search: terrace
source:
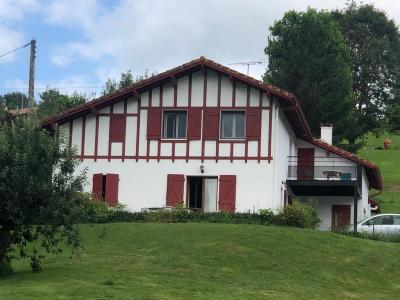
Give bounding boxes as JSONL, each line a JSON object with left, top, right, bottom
{"left": 286, "top": 156, "right": 361, "bottom": 197}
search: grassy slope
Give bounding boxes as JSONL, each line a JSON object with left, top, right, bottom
{"left": 358, "top": 132, "right": 400, "bottom": 212}
{"left": 2, "top": 223, "right": 400, "bottom": 300}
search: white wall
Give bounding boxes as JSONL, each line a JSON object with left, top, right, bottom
{"left": 78, "top": 159, "right": 275, "bottom": 213}
{"left": 272, "top": 104, "right": 297, "bottom": 210}
{"left": 361, "top": 167, "right": 370, "bottom": 221}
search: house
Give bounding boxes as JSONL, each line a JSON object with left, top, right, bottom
{"left": 42, "top": 57, "right": 383, "bottom": 231}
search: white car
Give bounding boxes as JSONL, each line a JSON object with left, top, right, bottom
{"left": 357, "top": 214, "right": 400, "bottom": 234}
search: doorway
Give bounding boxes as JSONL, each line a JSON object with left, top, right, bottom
{"left": 187, "top": 176, "right": 218, "bottom": 212}
{"left": 331, "top": 205, "right": 351, "bottom": 230}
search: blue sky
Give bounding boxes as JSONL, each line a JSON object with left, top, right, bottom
{"left": 1, "top": 0, "right": 399, "bottom": 102}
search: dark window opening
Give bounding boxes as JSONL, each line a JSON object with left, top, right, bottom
{"left": 101, "top": 175, "right": 106, "bottom": 199}
{"left": 163, "top": 111, "right": 187, "bottom": 139}
{"left": 220, "top": 111, "right": 245, "bottom": 139}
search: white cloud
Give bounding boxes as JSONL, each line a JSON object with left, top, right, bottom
{"left": 44, "top": 0, "right": 100, "bottom": 30}
{"left": 0, "top": 0, "right": 38, "bottom": 20}
{"left": 0, "top": 27, "right": 25, "bottom": 63}
{"left": 47, "top": 0, "right": 400, "bottom": 80}
{"left": 0, "top": 0, "right": 38, "bottom": 63}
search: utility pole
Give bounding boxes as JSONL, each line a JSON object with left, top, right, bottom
{"left": 28, "top": 39, "right": 36, "bottom": 108}
{"left": 228, "top": 61, "right": 262, "bottom": 76}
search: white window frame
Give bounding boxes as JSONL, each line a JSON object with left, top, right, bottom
{"left": 162, "top": 110, "right": 188, "bottom": 140}
{"left": 220, "top": 110, "right": 246, "bottom": 140}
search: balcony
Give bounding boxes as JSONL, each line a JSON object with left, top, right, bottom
{"left": 286, "top": 156, "right": 360, "bottom": 196}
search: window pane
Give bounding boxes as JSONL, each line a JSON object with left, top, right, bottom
{"left": 177, "top": 113, "right": 187, "bottom": 138}
{"left": 393, "top": 216, "right": 400, "bottom": 225}
{"left": 221, "top": 113, "right": 233, "bottom": 138}
{"left": 370, "top": 216, "right": 381, "bottom": 225}
{"left": 167, "top": 115, "right": 176, "bottom": 138}
{"left": 163, "top": 111, "right": 187, "bottom": 139}
{"left": 234, "top": 113, "right": 245, "bottom": 138}
{"left": 382, "top": 216, "right": 395, "bottom": 225}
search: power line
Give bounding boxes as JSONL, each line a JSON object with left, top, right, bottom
{"left": 0, "top": 42, "right": 31, "bottom": 59}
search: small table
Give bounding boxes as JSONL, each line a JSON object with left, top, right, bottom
{"left": 323, "top": 170, "right": 342, "bottom": 180}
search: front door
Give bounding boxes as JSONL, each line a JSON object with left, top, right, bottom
{"left": 297, "top": 148, "right": 315, "bottom": 180}
{"left": 187, "top": 177, "right": 218, "bottom": 212}
{"left": 331, "top": 205, "right": 351, "bottom": 230}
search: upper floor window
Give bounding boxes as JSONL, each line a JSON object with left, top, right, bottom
{"left": 220, "top": 111, "right": 245, "bottom": 139}
{"left": 163, "top": 111, "right": 187, "bottom": 139}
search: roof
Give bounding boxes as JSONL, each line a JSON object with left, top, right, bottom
{"left": 40, "top": 56, "right": 382, "bottom": 191}
{"left": 306, "top": 138, "right": 383, "bottom": 191}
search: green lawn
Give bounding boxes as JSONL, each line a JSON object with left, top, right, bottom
{"left": 358, "top": 132, "right": 400, "bottom": 212}
{"left": 2, "top": 223, "right": 400, "bottom": 299}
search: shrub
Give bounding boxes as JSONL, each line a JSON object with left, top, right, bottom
{"left": 276, "top": 199, "right": 320, "bottom": 229}
{"left": 78, "top": 195, "right": 317, "bottom": 229}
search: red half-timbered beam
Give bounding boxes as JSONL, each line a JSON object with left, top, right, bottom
{"left": 79, "top": 155, "right": 273, "bottom": 161}
{"left": 157, "top": 85, "right": 163, "bottom": 162}
{"left": 216, "top": 73, "right": 222, "bottom": 162}
{"left": 135, "top": 96, "right": 141, "bottom": 162}
{"left": 201, "top": 69, "right": 208, "bottom": 162}
{"left": 268, "top": 95, "right": 273, "bottom": 163}
{"left": 107, "top": 105, "right": 113, "bottom": 162}
{"left": 186, "top": 74, "right": 192, "bottom": 163}
{"left": 94, "top": 111, "right": 99, "bottom": 162}
{"left": 122, "top": 98, "right": 127, "bottom": 162}
{"left": 68, "top": 120, "right": 73, "bottom": 148}
{"left": 81, "top": 115, "right": 86, "bottom": 161}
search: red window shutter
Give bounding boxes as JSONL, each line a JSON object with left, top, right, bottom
{"left": 110, "top": 114, "right": 126, "bottom": 143}
{"left": 92, "top": 174, "right": 103, "bottom": 200}
{"left": 203, "top": 108, "right": 220, "bottom": 140}
{"left": 246, "top": 108, "right": 261, "bottom": 140}
{"left": 147, "top": 108, "right": 162, "bottom": 140}
{"left": 166, "top": 174, "right": 185, "bottom": 207}
{"left": 218, "top": 175, "right": 236, "bottom": 212}
{"left": 105, "top": 174, "right": 119, "bottom": 207}
{"left": 187, "top": 108, "right": 202, "bottom": 140}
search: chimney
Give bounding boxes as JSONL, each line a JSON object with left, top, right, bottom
{"left": 320, "top": 124, "right": 333, "bottom": 145}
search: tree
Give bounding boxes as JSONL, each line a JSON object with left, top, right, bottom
{"left": 0, "top": 115, "right": 87, "bottom": 276}
{"left": 38, "top": 89, "right": 86, "bottom": 119}
{"left": 102, "top": 70, "right": 152, "bottom": 95}
{"left": 0, "top": 92, "right": 33, "bottom": 110}
{"left": 332, "top": 2, "right": 400, "bottom": 141}
{"left": 264, "top": 9, "right": 355, "bottom": 148}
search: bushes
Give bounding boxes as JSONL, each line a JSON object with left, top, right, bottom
{"left": 276, "top": 199, "right": 320, "bottom": 229}
{"left": 79, "top": 195, "right": 320, "bottom": 229}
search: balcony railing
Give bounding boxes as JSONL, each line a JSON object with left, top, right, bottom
{"left": 287, "top": 156, "right": 357, "bottom": 181}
